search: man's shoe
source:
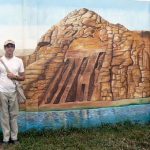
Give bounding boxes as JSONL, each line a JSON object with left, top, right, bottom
{"left": 10, "top": 139, "right": 20, "bottom": 145}
{"left": 2, "top": 141, "right": 9, "bottom": 146}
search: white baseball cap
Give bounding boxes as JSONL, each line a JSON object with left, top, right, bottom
{"left": 4, "top": 40, "right": 15, "bottom": 46}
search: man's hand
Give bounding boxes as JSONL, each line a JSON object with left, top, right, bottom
{"left": 7, "top": 72, "right": 25, "bottom": 81}
{"left": 7, "top": 72, "right": 16, "bottom": 79}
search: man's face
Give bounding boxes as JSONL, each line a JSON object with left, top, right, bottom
{"left": 4, "top": 44, "right": 15, "bottom": 56}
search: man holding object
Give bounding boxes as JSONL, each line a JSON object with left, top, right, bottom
{"left": 0, "top": 40, "right": 25, "bottom": 145}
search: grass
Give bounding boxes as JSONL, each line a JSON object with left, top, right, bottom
{"left": 0, "top": 122, "right": 150, "bottom": 150}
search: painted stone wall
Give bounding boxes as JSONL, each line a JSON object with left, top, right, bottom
{"left": 20, "top": 8, "right": 150, "bottom": 111}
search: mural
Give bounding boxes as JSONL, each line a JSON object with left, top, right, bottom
{"left": 20, "top": 8, "right": 150, "bottom": 111}
{"left": 0, "top": 0, "right": 150, "bottom": 131}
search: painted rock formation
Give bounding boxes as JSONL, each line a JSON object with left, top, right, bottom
{"left": 21, "top": 8, "right": 150, "bottom": 110}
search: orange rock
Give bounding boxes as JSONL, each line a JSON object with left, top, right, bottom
{"left": 18, "top": 8, "right": 149, "bottom": 109}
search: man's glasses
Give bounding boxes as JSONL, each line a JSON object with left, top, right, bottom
{"left": 5, "top": 45, "right": 15, "bottom": 48}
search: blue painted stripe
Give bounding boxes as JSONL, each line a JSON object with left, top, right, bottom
{"left": 0, "top": 104, "right": 150, "bottom": 132}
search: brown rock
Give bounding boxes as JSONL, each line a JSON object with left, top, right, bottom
{"left": 82, "top": 18, "right": 96, "bottom": 27}
{"left": 19, "top": 8, "right": 149, "bottom": 110}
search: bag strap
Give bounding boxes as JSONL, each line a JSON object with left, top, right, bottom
{"left": 0, "top": 58, "right": 17, "bottom": 85}
{"left": 0, "top": 58, "right": 10, "bottom": 73}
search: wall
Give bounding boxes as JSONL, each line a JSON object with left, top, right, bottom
{"left": 0, "top": 3, "right": 150, "bottom": 131}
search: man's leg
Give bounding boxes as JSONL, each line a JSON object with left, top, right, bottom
{"left": 9, "top": 92, "right": 19, "bottom": 141}
{"left": 0, "top": 92, "right": 11, "bottom": 142}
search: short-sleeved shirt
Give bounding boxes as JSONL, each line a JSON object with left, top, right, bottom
{"left": 0, "top": 55, "right": 25, "bottom": 93}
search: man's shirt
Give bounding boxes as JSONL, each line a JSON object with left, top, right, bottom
{"left": 0, "top": 55, "right": 25, "bottom": 93}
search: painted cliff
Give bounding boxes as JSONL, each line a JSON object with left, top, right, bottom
{"left": 20, "top": 8, "right": 150, "bottom": 111}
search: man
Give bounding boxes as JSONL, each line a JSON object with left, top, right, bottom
{"left": 0, "top": 40, "right": 25, "bottom": 145}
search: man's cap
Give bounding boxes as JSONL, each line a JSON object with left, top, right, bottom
{"left": 4, "top": 40, "right": 15, "bottom": 46}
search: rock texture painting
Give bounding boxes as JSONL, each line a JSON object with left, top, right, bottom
{"left": 21, "top": 8, "right": 150, "bottom": 110}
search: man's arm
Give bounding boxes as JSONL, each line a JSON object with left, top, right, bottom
{"left": 7, "top": 58, "right": 25, "bottom": 81}
{"left": 7, "top": 72, "right": 25, "bottom": 81}
{"left": 15, "top": 72, "right": 25, "bottom": 81}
